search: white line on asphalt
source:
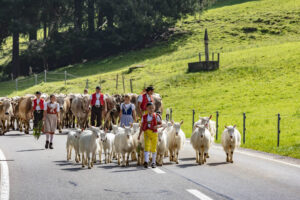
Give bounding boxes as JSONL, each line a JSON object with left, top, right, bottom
{"left": 0, "top": 149, "right": 9, "bottom": 200}
{"left": 213, "top": 146, "right": 300, "bottom": 169}
{"left": 152, "top": 167, "right": 166, "bottom": 174}
{"left": 187, "top": 189, "right": 214, "bottom": 200}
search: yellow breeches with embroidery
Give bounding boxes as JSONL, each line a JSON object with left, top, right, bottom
{"left": 144, "top": 129, "right": 158, "bottom": 153}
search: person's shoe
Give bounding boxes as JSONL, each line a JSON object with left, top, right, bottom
{"left": 144, "top": 162, "right": 148, "bottom": 168}
{"left": 151, "top": 163, "right": 156, "bottom": 168}
{"left": 45, "top": 141, "right": 49, "bottom": 149}
{"left": 49, "top": 143, "right": 53, "bottom": 149}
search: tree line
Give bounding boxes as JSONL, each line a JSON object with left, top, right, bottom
{"left": 0, "top": 0, "right": 212, "bottom": 80}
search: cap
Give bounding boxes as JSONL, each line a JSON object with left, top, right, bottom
{"left": 146, "top": 86, "right": 154, "bottom": 92}
{"left": 146, "top": 102, "right": 153, "bottom": 107}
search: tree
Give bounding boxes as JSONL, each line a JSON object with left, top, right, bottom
{"left": 74, "top": 0, "right": 83, "bottom": 31}
{"left": 87, "top": 0, "right": 95, "bottom": 34}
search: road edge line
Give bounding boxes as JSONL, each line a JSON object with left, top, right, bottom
{"left": 213, "top": 146, "right": 300, "bottom": 169}
{"left": 0, "top": 149, "right": 9, "bottom": 200}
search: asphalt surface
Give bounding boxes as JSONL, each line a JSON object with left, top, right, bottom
{"left": 0, "top": 130, "right": 300, "bottom": 200}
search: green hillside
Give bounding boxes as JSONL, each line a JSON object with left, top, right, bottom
{"left": 0, "top": 0, "right": 300, "bottom": 158}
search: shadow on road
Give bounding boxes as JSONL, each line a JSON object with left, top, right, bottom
{"left": 207, "top": 162, "right": 229, "bottom": 166}
{"left": 16, "top": 148, "right": 45, "bottom": 152}
{"left": 176, "top": 163, "right": 197, "bottom": 168}
{"left": 179, "top": 157, "right": 195, "bottom": 161}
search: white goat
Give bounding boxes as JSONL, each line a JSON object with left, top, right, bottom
{"left": 191, "top": 125, "right": 212, "bottom": 165}
{"left": 114, "top": 126, "right": 135, "bottom": 166}
{"left": 100, "top": 131, "right": 115, "bottom": 164}
{"left": 79, "top": 126, "right": 100, "bottom": 169}
{"left": 194, "top": 115, "right": 216, "bottom": 143}
{"left": 156, "top": 127, "right": 168, "bottom": 166}
{"left": 131, "top": 123, "right": 140, "bottom": 161}
{"left": 167, "top": 120, "right": 185, "bottom": 164}
{"left": 66, "top": 129, "right": 81, "bottom": 163}
{"left": 221, "top": 125, "right": 241, "bottom": 163}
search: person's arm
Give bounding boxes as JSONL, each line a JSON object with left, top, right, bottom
{"left": 56, "top": 104, "right": 60, "bottom": 122}
{"left": 133, "top": 110, "right": 137, "bottom": 122}
{"left": 138, "top": 117, "right": 143, "bottom": 140}
{"left": 87, "top": 96, "right": 92, "bottom": 111}
{"left": 43, "top": 103, "right": 47, "bottom": 121}
{"left": 119, "top": 108, "right": 122, "bottom": 124}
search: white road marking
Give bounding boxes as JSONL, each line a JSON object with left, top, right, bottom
{"left": 152, "top": 167, "right": 166, "bottom": 174}
{"left": 0, "top": 149, "right": 10, "bottom": 200}
{"left": 187, "top": 189, "right": 214, "bottom": 200}
{"left": 213, "top": 146, "right": 300, "bottom": 169}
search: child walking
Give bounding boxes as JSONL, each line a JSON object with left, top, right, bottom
{"left": 43, "top": 94, "right": 60, "bottom": 149}
{"left": 119, "top": 94, "right": 136, "bottom": 126}
{"left": 138, "top": 102, "right": 162, "bottom": 168}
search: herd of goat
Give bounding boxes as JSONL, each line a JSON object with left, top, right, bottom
{"left": 0, "top": 93, "right": 241, "bottom": 168}
{"left": 66, "top": 116, "right": 241, "bottom": 169}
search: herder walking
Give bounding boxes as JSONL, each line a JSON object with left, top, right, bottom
{"left": 32, "top": 91, "right": 44, "bottom": 131}
{"left": 119, "top": 94, "right": 136, "bottom": 126}
{"left": 138, "top": 86, "right": 155, "bottom": 117}
{"left": 43, "top": 94, "right": 60, "bottom": 149}
{"left": 138, "top": 102, "right": 162, "bottom": 168}
{"left": 89, "top": 86, "right": 107, "bottom": 127}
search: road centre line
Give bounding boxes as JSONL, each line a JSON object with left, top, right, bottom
{"left": 186, "top": 189, "right": 214, "bottom": 200}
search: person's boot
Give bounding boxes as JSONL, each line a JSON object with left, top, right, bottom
{"left": 45, "top": 141, "right": 49, "bottom": 149}
{"left": 49, "top": 143, "right": 53, "bottom": 149}
{"left": 144, "top": 162, "right": 148, "bottom": 168}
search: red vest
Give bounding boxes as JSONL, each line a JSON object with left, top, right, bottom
{"left": 140, "top": 93, "right": 154, "bottom": 111}
{"left": 142, "top": 113, "right": 158, "bottom": 132}
{"left": 33, "top": 98, "right": 44, "bottom": 110}
{"left": 47, "top": 103, "right": 58, "bottom": 114}
{"left": 91, "top": 93, "right": 104, "bottom": 106}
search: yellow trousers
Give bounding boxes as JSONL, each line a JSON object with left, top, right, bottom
{"left": 144, "top": 129, "right": 158, "bottom": 153}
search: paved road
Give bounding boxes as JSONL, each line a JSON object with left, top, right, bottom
{"left": 0, "top": 130, "right": 300, "bottom": 200}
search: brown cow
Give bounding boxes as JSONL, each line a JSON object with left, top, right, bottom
{"left": 56, "top": 94, "right": 66, "bottom": 133}
{"left": 71, "top": 94, "right": 89, "bottom": 129}
{"left": 17, "top": 97, "right": 33, "bottom": 134}
{"left": 0, "top": 98, "right": 13, "bottom": 135}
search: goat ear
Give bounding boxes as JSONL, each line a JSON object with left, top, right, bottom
{"left": 224, "top": 125, "right": 227, "bottom": 129}
{"left": 130, "top": 123, "right": 133, "bottom": 128}
{"left": 180, "top": 120, "right": 184, "bottom": 125}
{"left": 233, "top": 124, "right": 237, "bottom": 128}
{"left": 171, "top": 120, "right": 174, "bottom": 125}
{"left": 122, "top": 124, "right": 125, "bottom": 128}
{"left": 209, "top": 115, "right": 212, "bottom": 120}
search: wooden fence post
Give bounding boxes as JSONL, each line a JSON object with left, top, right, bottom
{"left": 44, "top": 70, "right": 47, "bottom": 82}
{"left": 35, "top": 74, "right": 37, "bottom": 85}
{"left": 130, "top": 79, "right": 133, "bottom": 93}
{"left": 122, "top": 74, "right": 125, "bottom": 93}
{"left": 170, "top": 108, "right": 173, "bottom": 121}
{"left": 64, "top": 71, "right": 67, "bottom": 85}
{"left": 16, "top": 78, "right": 18, "bottom": 91}
{"left": 86, "top": 79, "right": 89, "bottom": 89}
{"left": 199, "top": 53, "right": 201, "bottom": 62}
{"left": 116, "top": 74, "right": 118, "bottom": 90}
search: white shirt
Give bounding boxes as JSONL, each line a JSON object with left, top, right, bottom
{"left": 141, "top": 113, "right": 161, "bottom": 128}
{"left": 32, "top": 99, "right": 41, "bottom": 111}
{"left": 44, "top": 102, "right": 60, "bottom": 113}
{"left": 138, "top": 94, "right": 151, "bottom": 103}
{"left": 90, "top": 93, "right": 107, "bottom": 106}
{"left": 121, "top": 103, "right": 135, "bottom": 111}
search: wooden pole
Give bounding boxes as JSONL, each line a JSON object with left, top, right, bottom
{"left": 130, "top": 79, "right": 133, "bottom": 93}
{"left": 199, "top": 53, "right": 201, "bottom": 62}
{"left": 122, "top": 74, "right": 125, "bottom": 93}
{"left": 116, "top": 74, "right": 118, "bottom": 90}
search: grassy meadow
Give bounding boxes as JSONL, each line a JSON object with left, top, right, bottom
{"left": 0, "top": 0, "right": 300, "bottom": 158}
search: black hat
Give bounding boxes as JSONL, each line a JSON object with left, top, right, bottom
{"left": 35, "top": 91, "right": 41, "bottom": 95}
{"left": 96, "top": 86, "right": 101, "bottom": 90}
{"left": 146, "top": 102, "right": 153, "bottom": 107}
{"left": 146, "top": 86, "right": 154, "bottom": 92}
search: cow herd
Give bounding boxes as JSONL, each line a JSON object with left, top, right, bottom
{"left": 0, "top": 93, "right": 163, "bottom": 135}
